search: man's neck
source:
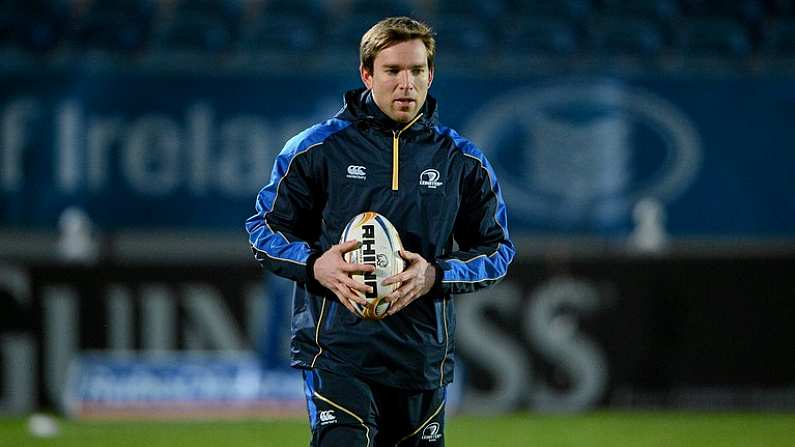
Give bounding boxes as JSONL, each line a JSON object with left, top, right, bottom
{"left": 364, "top": 91, "right": 423, "bottom": 129}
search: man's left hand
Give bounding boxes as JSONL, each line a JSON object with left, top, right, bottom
{"left": 383, "top": 250, "right": 436, "bottom": 316}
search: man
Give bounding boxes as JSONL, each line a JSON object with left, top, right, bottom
{"left": 245, "top": 16, "right": 514, "bottom": 446}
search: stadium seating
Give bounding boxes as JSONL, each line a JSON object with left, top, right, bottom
{"left": 9, "top": 15, "right": 63, "bottom": 52}
{"left": 0, "top": 0, "right": 70, "bottom": 16}
{"left": 239, "top": 13, "right": 319, "bottom": 52}
{"left": 681, "top": 0, "right": 766, "bottom": 24}
{"left": 760, "top": 18, "right": 795, "bottom": 55}
{"left": 672, "top": 17, "right": 753, "bottom": 57}
{"left": 261, "top": 0, "right": 325, "bottom": 19}
{"left": 498, "top": 16, "right": 579, "bottom": 55}
{"left": 0, "top": 13, "right": 11, "bottom": 45}
{"left": 0, "top": 0, "right": 68, "bottom": 52}
{"left": 599, "top": 0, "right": 680, "bottom": 22}
{"left": 68, "top": 1, "right": 155, "bottom": 53}
{"left": 81, "top": 0, "right": 156, "bottom": 17}
{"left": 70, "top": 12, "right": 150, "bottom": 52}
{"left": 432, "top": 15, "right": 492, "bottom": 52}
{"left": 171, "top": 0, "right": 243, "bottom": 20}
{"left": 506, "top": 0, "right": 592, "bottom": 21}
{"left": 587, "top": 15, "right": 665, "bottom": 57}
{"left": 766, "top": 0, "right": 795, "bottom": 16}
{"left": 152, "top": 13, "right": 234, "bottom": 53}
{"left": 0, "top": 0, "right": 792, "bottom": 70}
{"left": 344, "top": 0, "right": 416, "bottom": 18}
{"left": 323, "top": 13, "right": 383, "bottom": 50}
{"left": 434, "top": 0, "right": 506, "bottom": 19}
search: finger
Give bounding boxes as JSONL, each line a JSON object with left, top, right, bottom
{"left": 388, "top": 279, "right": 424, "bottom": 310}
{"left": 382, "top": 271, "right": 409, "bottom": 286}
{"left": 387, "top": 292, "right": 412, "bottom": 315}
{"left": 399, "top": 250, "right": 420, "bottom": 261}
{"left": 385, "top": 284, "right": 410, "bottom": 305}
{"left": 338, "top": 281, "right": 367, "bottom": 305}
{"left": 345, "top": 281, "right": 373, "bottom": 306}
{"left": 340, "top": 276, "right": 373, "bottom": 304}
{"left": 338, "top": 282, "right": 367, "bottom": 306}
{"left": 337, "top": 240, "right": 362, "bottom": 254}
{"left": 336, "top": 294, "right": 358, "bottom": 315}
{"left": 387, "top": 302, "right": 404, "bottom": 315}
{"left": 341, "top": 262, "right": 376, "bottom": 273}
{"left": 339, "top": 276, "right": 373, "bottom": 293}
{"left": 384, "top": 288, "right": 399, "bottom": 304}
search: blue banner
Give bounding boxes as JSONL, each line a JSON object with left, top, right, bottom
{"left": 63, "top": 352, "right": 306, "bottom": 419}
{"left": 2, "top": 71, "right": 794, "bottom": 237}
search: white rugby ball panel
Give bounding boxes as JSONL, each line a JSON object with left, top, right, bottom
{"left": 340, "top": 211, "right": 405, "bottom": 319}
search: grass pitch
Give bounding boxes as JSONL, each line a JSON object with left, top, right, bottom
{"left": 1, "top": 411, "right": 794, "bottom": 447}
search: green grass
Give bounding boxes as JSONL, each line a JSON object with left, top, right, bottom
{"left": 1, "top": 412, "right": 794, "bottom": 447}
{"left": 449, "top": 412, "right": 795, "bottom": 447}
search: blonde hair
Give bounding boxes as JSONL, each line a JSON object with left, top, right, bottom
{"left": 360, "top": 17, "right": 436, "bottom": 74}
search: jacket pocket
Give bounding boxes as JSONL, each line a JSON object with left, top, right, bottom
{"left": 323, "top": 301, "right": 338, "bottom": 330}
{"left": 434, "top": 299, "right": 445, "bottom": 344}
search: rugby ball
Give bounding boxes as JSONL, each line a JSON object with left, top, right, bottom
{"left": 340, "top": 211, "right": 405, "bottom": 320}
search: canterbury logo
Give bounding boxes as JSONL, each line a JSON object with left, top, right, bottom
{"left": 319, "top": 410, "right": 337, "bottom": 424}
{"left": 419, "top": 169, "right": 443, "bottom": 189}
{"left": 347, "top": 165, "right": 366, "bottom": 179}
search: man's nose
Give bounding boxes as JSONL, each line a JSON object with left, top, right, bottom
{"left": 398, "top": 70, "right": 413, "bottom": 90}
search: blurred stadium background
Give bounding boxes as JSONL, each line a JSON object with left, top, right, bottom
{"left": 1, "top": 0, "right": 795, "bottom": 445}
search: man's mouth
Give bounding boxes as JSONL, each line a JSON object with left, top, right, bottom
{"left": 394, "top": 98, "right": 415, "bottom": 105}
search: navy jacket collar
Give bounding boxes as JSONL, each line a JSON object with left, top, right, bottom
{"left": 337, "top": 87, "right": 438, "bottom": 132}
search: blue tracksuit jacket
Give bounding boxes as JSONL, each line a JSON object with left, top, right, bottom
{"left": 245, "top": 88, "right": 514, "bottom": 390}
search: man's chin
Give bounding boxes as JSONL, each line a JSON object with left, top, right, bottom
{"left": 392, "top": 110, "right": 415, "bottom": 123}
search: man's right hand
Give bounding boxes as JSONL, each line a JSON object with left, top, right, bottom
{"left": 313, "top": 240, "right": 375, "bottom": 315}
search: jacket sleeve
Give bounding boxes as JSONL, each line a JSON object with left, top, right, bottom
{"left": 435, "top": 150, "right": 515, "bottom": 295}
{"left": 244, "top": 138, "right": 325, "bottom": 284}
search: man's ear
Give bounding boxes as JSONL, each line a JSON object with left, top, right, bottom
{"left": 360, "top": 64, "right": 373, "bottom": 89}
{"left": 428, "top": 66, "right": 434, "bottom": 88}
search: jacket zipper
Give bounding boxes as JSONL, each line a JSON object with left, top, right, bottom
{"left": 391, "top": 113, "right": 424, "bottom": 191}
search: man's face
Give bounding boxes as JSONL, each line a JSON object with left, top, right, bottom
{"left": 360, "top": 39, "right": 434, "bottom": 124}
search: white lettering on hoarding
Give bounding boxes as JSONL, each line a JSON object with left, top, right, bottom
{"left": 0, "top": 98, "right": 292, "bottom": 197}
{"left": 55, "top": 101, "right": 82, "bottom": 193}
{"left": 124, "top": 116, "right": 181, "bottom": 195}
{"left": 1, "top": 98, "right": 38, "bottom": 192}
{"left": 457, "top": 279, "right": 608, "bottom": 413}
